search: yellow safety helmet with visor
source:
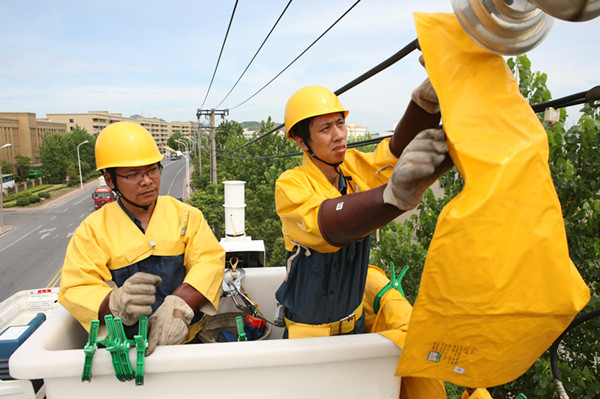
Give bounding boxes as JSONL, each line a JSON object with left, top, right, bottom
{"left": 95, "top": 122, "right": 163, "bottom": 171}
{"left": 284, "top": 86, "right": 349, "bottom": 139}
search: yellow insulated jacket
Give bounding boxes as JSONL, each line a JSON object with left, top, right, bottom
{"left": 274, "top": 139, "right": 398, "bottom": 328}
{"left": 59, "top": 196, "right": 225, "bottom": 333}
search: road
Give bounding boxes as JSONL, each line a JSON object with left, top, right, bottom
{"left": 0, "top": 157, "right": 189, "bottom": 302}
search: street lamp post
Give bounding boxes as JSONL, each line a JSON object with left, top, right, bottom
{"left": 77, "top": 140, "right": 89, "bottom": 191}
{"left": 1, "top": 143, "right": 13, "bottom": 229}
{"left": 176, "top": 140, "right": 190, "bottom": 199}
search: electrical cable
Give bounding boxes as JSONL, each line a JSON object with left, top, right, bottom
{"left": 217, "top": 135, "right": 385, "bottom": 161}
{"left": 226, "top": 0, "right": 362, "bottom": 112}
{"left": 199, "top": 0, "right": 239, "bottom": 110}
{"left": 219, "top": 38, "right": 419, "bottom": 156}
{"left": 214, "top": 0, "right": 293, "bottom": 109}
{"left": 531, "top": 86, "right": 600, "bottom": 113}
{"left": 218, "top": 85, "right": 599, "bottom": 161}
{"left": 549, "top": 309, "right": 600, "bottom": 399}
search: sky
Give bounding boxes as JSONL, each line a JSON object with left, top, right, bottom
{"left": 1, "top": 0, "right": 599, "bottom": 134}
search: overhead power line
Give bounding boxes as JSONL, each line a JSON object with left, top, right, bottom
{"left": 221, "top": 85, "right": 599, "bottom": 161}
{"left": 226, "top": 0, "right": 362, "bottom": 112}
{"left": 219, "top": 38, "right": 419, "bottom": 156}
{"left": 199, "top": 0, "right": 239, "bottom": 110}
{"left": 214, "top": 0, "right": 293, "bottom": 109}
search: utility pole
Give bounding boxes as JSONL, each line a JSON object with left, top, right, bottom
{"left": 196, "top": 109, "right": 228, "bottom": 184}
{"left": 196, "top": 124, "right": 202, "bottom": 177}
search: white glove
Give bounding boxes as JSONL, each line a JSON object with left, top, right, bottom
{"left": 108, "top": 272, "right": 162, "bottom": 326}
{"left": 146, "top": 295, "right": 194, "bottom": 356}
{"left": 411, "top": 55, "right": 440, "bottom": 114}
{"left": 383, "top": 128, "right": 450, "bottom": 211}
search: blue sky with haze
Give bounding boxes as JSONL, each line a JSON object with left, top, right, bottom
{"left": 1, "top": 0, "right": 598, "bottom": 133}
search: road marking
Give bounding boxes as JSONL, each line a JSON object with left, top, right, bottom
{"left": 47, "top": 268, "right": 62, "bottom": 288}
{"left": 0, "top": 224, "right": 43, "bottom": 253}
{"left": 50, "top": 215, "right": 57, "bottom": 220}
{"left": 39, "top": 227, "right": 57, "bottom": 240}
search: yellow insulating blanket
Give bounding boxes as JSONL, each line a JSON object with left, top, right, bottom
{"left": 363, "top": 266, "right": 446, "bottom": 399}
{"left": 393, "top": 13, "right": 590, "bottom": 388}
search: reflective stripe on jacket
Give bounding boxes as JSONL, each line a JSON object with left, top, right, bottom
{"left": 58, "top": 195, "right": 225, "bottom": 333}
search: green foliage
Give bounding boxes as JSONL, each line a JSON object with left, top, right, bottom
{"left": 38, "top": 191, "right": 50, "bottom": 199}
{"left": 14, "top": 154, "right": 32, "bottom": 181}
{"left": 189, "top": 117, "right": 299, "bottom": 267}
{"left": 16, "top": 197, "right": 31, "bottom": 206}
{"left": 1, "top": 160, "right": 14, "bottom": 175}
{"left": 370, "top": 218, "right": 427, "bottom": 304}
{"left": 39, "top": 126, "right": 95, "bottom": 183}
{"left": 188, "top": 183, "right": 224, "bottom": 239}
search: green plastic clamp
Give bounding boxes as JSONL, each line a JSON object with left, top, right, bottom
{"left": 515, "top": 394, "right": 527, "bottom": 399}
{"left": 103, "top": 315, "right": 129, "bottom": 381}
{"left": 236, "top": 315, "right": 247, "bottom": 342}
{"left": 82, "top": 319, "right": 100, "bottom": 382}
{"left": 134, "top": 316, "right": 148, "bottom": 386}
{"left": 373, "top": 262, "right": 409, "bottom": 315}
{"left": 113, "top": 317, "right": 135, "bottom": 381}
{"left": 82, "top": 315, "right": 148, "bottom": 385}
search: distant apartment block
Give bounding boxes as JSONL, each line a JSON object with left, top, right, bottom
{"left": 0, "top": 111, "right": 200, "bottom": 166}
{"left": 0, "top": 112, "right": 66, "bottom": 165}
{"left": 46, "top": 111, "right": 200, "bottom": 152}
{"left": 346, "top": 122, "right": 368, "bottom": 138}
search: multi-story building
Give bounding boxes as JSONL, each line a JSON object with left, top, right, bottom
{"left": 46, "top": 111, "right": 199, "bottom": 152}
{"left": 1, "top": 110, "right": 200, "bottom": 167}
{"left": 0, "top": 112, "right": 66, "bottom": 165}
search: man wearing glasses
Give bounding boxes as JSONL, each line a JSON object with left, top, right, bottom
{"left": 59, "top": 122, "right": 225, "bottom": 355}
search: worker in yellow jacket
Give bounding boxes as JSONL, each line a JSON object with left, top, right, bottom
{"left": 59, "top": 122, "right": 225, "bottom": 355}
{"left": 275, "top": 76, "right": 451, "bottom": 338}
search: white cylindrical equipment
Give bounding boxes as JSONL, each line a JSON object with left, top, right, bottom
{"left": 223, "top": 181, "right": 246, "bottom": 239}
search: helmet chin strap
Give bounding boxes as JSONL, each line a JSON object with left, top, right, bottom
{"left": 119, "top": 193, "right": 153, "bottom": 211}
{"left": 304, "top": 141, "right": 343, "bottom": 172}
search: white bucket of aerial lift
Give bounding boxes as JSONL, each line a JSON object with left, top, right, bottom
{"left": 8, "top": 267, "right": 403, "bottom": 399}
{"left": 223, "top": 180, "right": 246, "bottom": 239}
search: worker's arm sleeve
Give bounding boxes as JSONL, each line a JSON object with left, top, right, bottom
{"left": 58, "top": 222, "right": 113, "bottom": 332}
{"left": 276, "top": 140, "right": 397, "bottom": 253}
{"left": 181, "top": 209, "right": 225, "bottom": 316}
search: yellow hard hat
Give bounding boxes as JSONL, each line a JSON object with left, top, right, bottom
{"left": 284, "top": 85, "right": 349, "bottom": 139}
{"left": 95, "top": 122, "right": 163, "bottom": 170}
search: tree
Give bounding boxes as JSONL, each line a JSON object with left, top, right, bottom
{"left": 39, "top": 126, "right": 95, "bottom": 184}
{"left": 14, "top": 155, "right": 32, "bottom": 181}
{"left": 167, "top": 131, "right": 183, "bottom": 152}
{"left": 188, "top": 117, "right": 299, "bottom": 267}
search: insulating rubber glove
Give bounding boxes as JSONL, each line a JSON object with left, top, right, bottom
{"left": 383, "top": 128, "right": 451, "bottom": 211}
{"left": 411, "top": 55, "right": 440, "bottom": 114}
{"left": 146, "top": 295, "right": 194, "bottom": 356}
{"left": 107, "top": 272, "right": 162, "bottom": 326}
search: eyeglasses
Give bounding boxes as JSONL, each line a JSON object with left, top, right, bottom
{"left": 114, "top": 165, "right": 162, "bottom": 184}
